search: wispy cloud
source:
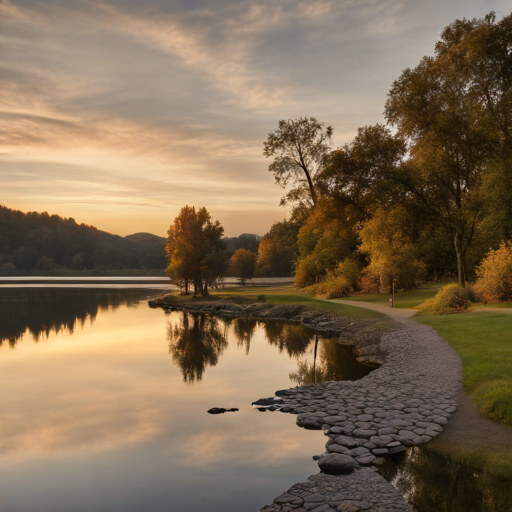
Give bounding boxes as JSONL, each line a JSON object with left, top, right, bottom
{"left": 0, "top": 0, "right": 507, "bottom": 235}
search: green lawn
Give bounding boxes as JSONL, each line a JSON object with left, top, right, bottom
{"left": 417, "top": 312, "right": 512, "bottom": 426}
{"left": 338, "top": 281, "right": 446, "bottom": 309}
{"left": 164, "top": 285, "right": 386, "bottom": 320}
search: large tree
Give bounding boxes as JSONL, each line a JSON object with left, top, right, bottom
{"left": 263, "top": 117, "right": 333, "bottom": 206}
{"left": 385, "top": 13, "right": 506, "bottom": 285}
{"left": 318, "top": 124, "right": 406, "bottom": 223}
{"left": 165, "top": 206, "right": 226, "bottom": 296}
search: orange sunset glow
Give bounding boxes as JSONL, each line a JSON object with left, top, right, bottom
{"left": 2, "top": 0, "right": 509, "bottom": 236}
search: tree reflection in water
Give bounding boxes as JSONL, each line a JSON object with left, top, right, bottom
{"left": 378, "top": 446, "right": 512, "bottom": 512}
{"left": 0, "top": 288, "right": 149, "bottom": 348}
{"left": 264, "top": 322, "right": 313, "bottom": 357}
{"left": 167, "top": 313, "right": 228, "bottom": 383}
{"left": 289, "top": 337, "right": 372, "bottom": 385}
{"left": 166, "top": 314, "right": 374, "bottom": 385}
{"left": 232, "top": 318, "right": 257, "bottom": 355}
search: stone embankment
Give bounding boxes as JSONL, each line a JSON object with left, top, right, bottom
{"left": 149, "top": 298, "right": 462, "bottom": 512}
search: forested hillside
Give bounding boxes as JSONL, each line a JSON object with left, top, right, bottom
{"left": 0, "top": 206, "right": 167, "bottom": 271}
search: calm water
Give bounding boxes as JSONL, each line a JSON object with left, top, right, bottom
{"left": 378, "top": 446, "right": 512, "bottom": 512}
{"left": 0, "top": 288, "right": 369, "bottom": 512}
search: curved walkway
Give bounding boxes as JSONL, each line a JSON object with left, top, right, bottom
{"left": 260, "top": 302, "right": 462, "bottom": 512}
{"left": 327, "top": 299, "right": 417, "bottom": 320}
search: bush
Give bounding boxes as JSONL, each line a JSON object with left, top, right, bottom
{"left": 317, "top": 274, "right": 352, "bottom": 299}
{"left": 302, "top": 273, "right": 352, "bottom": 299}
{"left": 474, "top": 379, "right": 512, "bottom": 426}
{"left": 257, "top": 294, "right": 266, "bottom": 301}
{"left": 475, "top": 241, "right": 512, "bottom": 302}
{"left": 294, "top": 254, "right": 323, "bottom": 288}
{"left": 418, "top": 283, "right": 474, "bottom": 315}
{"left": 358, "top": 267, "right": 380, "bottom": 294}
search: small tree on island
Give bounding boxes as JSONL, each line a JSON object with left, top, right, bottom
{"left": 229, "top": 248, "right": 257, "bottom": 285}
{"left": 166, "top": 206, "right": 226, "bottom": 296}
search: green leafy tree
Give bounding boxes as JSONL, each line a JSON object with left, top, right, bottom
{"left": 318, "top": 124, "right": 406, "bottom": 222}
{"left": 228, "top": 248, "right": 257, "bottom": 285}
{"left": 256, "top": 219, "right": 302, "bottom": 277}
{"left": 385, "top": 15, "right": 502, "bottom": 285}
{"left": 294, "top": 199, "right": 358, "bottom": 287}
{"left": 263, "top": 117, "right": 333, "bottom": 206}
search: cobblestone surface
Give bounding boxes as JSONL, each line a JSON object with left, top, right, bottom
{"left": 149, "top": 299, "right": 462, "bottom": 511}
{"left": 260, "top": 469, "right": 411, "bottom": 512}
{"left": 258, "top": 320, "right": 462, "bottom": 512}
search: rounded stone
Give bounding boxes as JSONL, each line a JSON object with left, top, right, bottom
{"left": 317, "top": 454, "right": 356, "bottom": 475}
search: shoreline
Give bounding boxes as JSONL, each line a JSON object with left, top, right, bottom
{"left": 150, "top": 297, "right": 462, "bottom": 512}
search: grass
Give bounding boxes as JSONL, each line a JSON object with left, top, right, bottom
{"left": 337, "top": 281, "right": 446, "bottom": 309}
{"left": 417, "top": 312, "right": 512, "bottom": 426}
{"left": 163, "top": 284, "right": 386, "bottom": 320}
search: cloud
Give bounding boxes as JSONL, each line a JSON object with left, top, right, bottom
{"left": 0, "top": 0, "right": 508, "bottom": 235}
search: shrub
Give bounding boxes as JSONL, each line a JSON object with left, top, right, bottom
{"left": 475, "top": 241, "right": 512, "bottom": 302}
{"left": 257, "top": 294, "right": 266, "bottom": 301}
{"left": 358, "top": 267, "right": 380, "bottom": 294}
{"left": 294, "top": 254, "right": 323, "bottom": 288}
{"left": 335, "top": 257, "right": 361, "bottom": 289}
{"left": 301, "top": 257, "right": 360, "bottom": 299}
{"left": 316, "top": 274, "right": 352, "bottom": 299}
{"left": 418, "top": 283, "right": 474, "bottom": 315}
{"left": 474, "top": 379, "right": 512, "bottom": 426}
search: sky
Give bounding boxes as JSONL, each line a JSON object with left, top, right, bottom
{"left": 0, "top": 0, "right": 510, "bottom": 237}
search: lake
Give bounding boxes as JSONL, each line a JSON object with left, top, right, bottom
{"left": 3, "top": 287, "right": 510, "bottom": 511}
{"left": 0, "top": 287, "right": 369, "bottom": 512}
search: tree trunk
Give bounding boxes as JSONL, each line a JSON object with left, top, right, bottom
{"left": 453, "top": 232, "right": 466, "bottom": 286}
{"left": 304, "top": 170, "right": 318, "bottom": 205}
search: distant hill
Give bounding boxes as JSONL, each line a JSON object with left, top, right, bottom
{"left": 0, "top": 205, "right": 167, "bottom": 271}
{"left": 126, "top": 232, "right": 167, "bottom": 245}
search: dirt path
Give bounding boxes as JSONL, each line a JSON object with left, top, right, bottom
{"left": 328, "top": 298, "right": 512, "bottom": 448}
{"left": 326, "top": 299, "right": 418, "bottom": 319}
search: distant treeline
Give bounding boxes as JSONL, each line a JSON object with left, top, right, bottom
{"left": 0, "top": 205, "right": 167, "bottom": 271}
{"left": 0, "top": 206, "right": 265, "bottom": 273}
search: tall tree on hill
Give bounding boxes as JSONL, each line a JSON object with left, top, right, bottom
{"left": 263, "top": 117, "right": 333, "bottom": 207}
{"left": 165, "top": 206, "right": 226, "bottom": 296}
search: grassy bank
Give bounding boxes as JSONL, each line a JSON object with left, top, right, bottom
{"left": 337, "top": 282, "right": 446, "bottom": 309}
{"left": 417, "top": 312, "right": 512, "bottom": 426}
{"left": 164, "top": 285, "right": 386, "bottom": 321}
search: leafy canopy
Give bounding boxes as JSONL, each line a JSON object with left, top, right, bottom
{"left": 263, "top": 117, "right": 333, "bottom": 206}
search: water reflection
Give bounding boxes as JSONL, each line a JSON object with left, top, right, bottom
{"left": 165, "top": 313, "right": 372, "bottom": 385}
{"left": 0, "top": 288, "right": 154, "bottom": 348}
{"left": 167, "top": 313, "right": 228, "bottom": 383}
{"left": 0, "top": 291, "right": 332, "bottom": 512}
{"left": 265, "top": 322, "right": 313, "bottom": 357}
{"left": 290, "top": 338, "right": 373, "bottom": 385}
{"left": 232, "top": 317, "right": 258, "bottom": 355}
{"left": 379, "top": 447, "right": 512, "bottom": 512}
